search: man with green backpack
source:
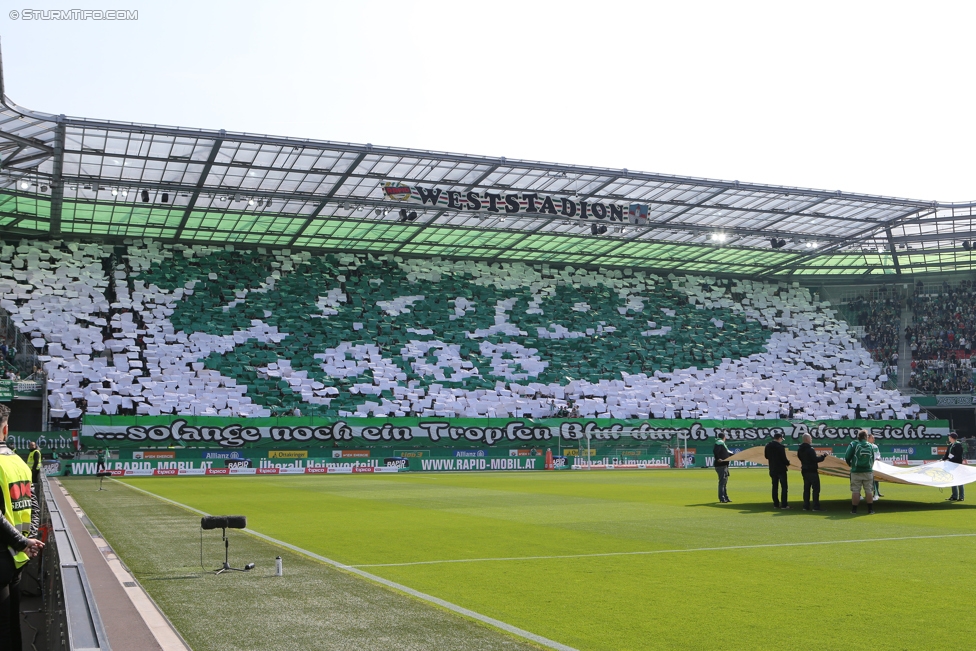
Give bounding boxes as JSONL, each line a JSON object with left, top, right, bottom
{"left": 845, "top": 429, "right": 876, "bottom": 515}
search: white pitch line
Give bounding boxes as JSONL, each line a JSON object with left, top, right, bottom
{"left": 351, "top": 533, "right": 976, "bottom": 568}
{"left": 115, "top": 480, "right": 579, "bottom": 651}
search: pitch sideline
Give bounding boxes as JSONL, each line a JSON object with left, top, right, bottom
{"left": 115, "top": 480, "right": 579, "bottom": 651}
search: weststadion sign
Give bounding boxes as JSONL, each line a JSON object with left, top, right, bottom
{"left": 383, "top": 183, "right": 651, "bottom": 224}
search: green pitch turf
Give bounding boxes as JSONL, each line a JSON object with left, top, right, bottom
{"left": 66, "top": 470, "right": 976, "bottom": 651}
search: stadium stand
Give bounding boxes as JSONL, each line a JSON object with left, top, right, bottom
{"left": 0, "top": 241, "right": 111, "bottom": 427}
{"left": 836, "top": 289, "right": 900, "bottom": 385}
{"left": 5, "top": 238, "right": 915, "bottom": 422}
{"left": 906, "top": 279, "right": 976, "bottom": 393}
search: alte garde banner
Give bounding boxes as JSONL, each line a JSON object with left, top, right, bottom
{"left": 81, "top": 416, "right": 950, "bottom": 449}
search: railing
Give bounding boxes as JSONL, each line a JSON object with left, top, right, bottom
{"left": 39, "top": 475, "right": 112, "bottom": 650}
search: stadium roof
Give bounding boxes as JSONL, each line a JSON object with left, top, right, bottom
{"left": 1, "top": 58, "right": 975, "bottom": 278}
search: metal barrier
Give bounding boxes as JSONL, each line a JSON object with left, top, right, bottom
{"left": 38, "top": 475, "right": 112, "bottom": 650}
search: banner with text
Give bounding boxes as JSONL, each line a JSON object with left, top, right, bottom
{"left": 383, "top": 183, "right": 650, "bottom": 225}
{"left": 81, "top": 416, "right": 951, "bottom": 450}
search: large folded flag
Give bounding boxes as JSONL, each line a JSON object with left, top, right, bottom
{"left": 727, "top": 446, "right": 976, "bottom": 487}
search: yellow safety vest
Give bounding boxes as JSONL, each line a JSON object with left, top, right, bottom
{"left": 0, "top": 450, "right": 32, "bottom": 568}
{"left": 27, "top": 449, "right": 41, "bottom": 473}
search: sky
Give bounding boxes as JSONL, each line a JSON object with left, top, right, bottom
{"left": 2, "top": 1, "right": 974, "bottom": 202}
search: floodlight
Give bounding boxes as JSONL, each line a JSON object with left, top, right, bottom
{"left": 19, "top": 181, "right": 29, "bottom": 189}
{"left": 121, "top": 190, "right": 128, "bottom": 197}
{"left": 111, "top": 189, "right": 118, "bottom": 196}
{"left": 248, "top": 199, "right": 255, "bottom": 206}
{"left": 141, "top": 190, "right": 150, "bottom": 202}
{"left": 964, "top": 241, "right": 972, "bottom": 251}
{"left": 161, "top": 192, "right": 169, "bottom": 203}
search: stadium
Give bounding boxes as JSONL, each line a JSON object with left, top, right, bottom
{"left": 0, "top": 23, "right": 975, "bottom": 651}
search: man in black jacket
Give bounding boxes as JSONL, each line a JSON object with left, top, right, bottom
{"left": 764, "top": 432, "right": 790, "bottom": 508}
{"left": 797, "top": 434, "right": 827, "bottom": 511}
{"left": 713, "top": 433, "right": 734, "bottom": 503}
{"left": 943, "top": 432, "right": 966, "bottom": 502}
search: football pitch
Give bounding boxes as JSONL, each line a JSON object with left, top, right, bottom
{"left": 64, "top": 470, "right": 976, "bottom": 651}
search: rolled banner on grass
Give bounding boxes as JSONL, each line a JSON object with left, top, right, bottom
{"left": 727, "top": 447, "right": 976, "bottom": 488}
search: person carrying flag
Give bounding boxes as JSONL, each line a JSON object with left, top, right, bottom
{"left": 845, "top": 429, "right": 876, "bottom": 515}
{"left": 943, "top": 432, "right": 965, "bottom": 502}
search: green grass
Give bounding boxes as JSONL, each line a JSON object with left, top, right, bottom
{"left": 62, "top": 478, "right": 541, "bottom": 651}
{"left": 67, "top": 470, "right": 976, "bottom": 651}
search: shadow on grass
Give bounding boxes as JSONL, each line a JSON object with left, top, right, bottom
{"left": 687, "top": 499, "right": 976, "bottom": 519}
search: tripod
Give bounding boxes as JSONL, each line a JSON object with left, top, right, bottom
{"left": 213, "top": 527, "right": 253, "bottom": 575}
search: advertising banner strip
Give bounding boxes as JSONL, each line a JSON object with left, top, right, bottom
{"left": 96, "top": 466, "right": 401, "bottom": 477}
{"left": 79, "top": 416, "right": 950, "bottom": 450}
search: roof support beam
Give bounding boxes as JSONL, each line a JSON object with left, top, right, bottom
{"left": 174, "top": 130, "right": 225, "bottom": 240}
{"left": 579, "top": 176, "right": 620, "bottom": 201}
{"left": 759, "top": 206, "right": 929, "bottom": 277}
{"left": 288, "top": 151, "right": 367, "bottom": 247}
{"left": 0, "top": 144, "right": 23, "bottom": 167}
{"left": 885, "top": 227, "right": 901, "bottom": 275}
{"left": 749, "top": 195, "right": 835, "bottom": 232}
{"left": 0, "top": 149, "right": 50, "bottom": 169}
{"left": 48, "top": 117, "right": 65, "bottom": 235}
{"left": 0, "top": 128, "right": 53, "bottom": 153}
{"left": 658, "top": 187, "right": 726, "bottom": 224}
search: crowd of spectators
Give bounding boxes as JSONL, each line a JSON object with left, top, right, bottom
{"left": 905, "top": 279, "right": 976, "bottom": 393}
{"left": 839, "top": 290, "right": 900, "bottom": 382}
{"left": 0, "top": 338, "right": 27, "bottom": 380}
{"left": 906, "top": 279, "right": 976, "bottom": 360}
{"left": 908, "top": 358, "right": 975, "bottom": 393}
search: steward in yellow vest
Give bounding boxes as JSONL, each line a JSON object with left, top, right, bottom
{"left": 26, "top": 442, "right": 41, "bottom": 484}
{"left": 0, "top": 404, "right": 44, "bottom": 650}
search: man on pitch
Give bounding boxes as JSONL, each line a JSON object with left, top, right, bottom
{"left": 764, "top": 432, "right": 790, "bottom": 509}
{"left": 943, "top": 432, "right": 965, "bottom": 502}
{"left": 797, "top": 434, "right": 827, "bottom": 511}
{"left": 712, "top": 432, "right": 733, "bottom": 503}
{"left": 845, "top": 429, "right": 876, "bottom": 515}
